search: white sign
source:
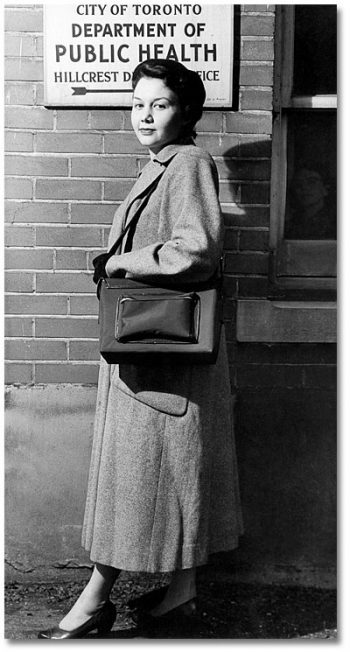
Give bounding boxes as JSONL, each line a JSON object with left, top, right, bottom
{"left": 44, "top": 3, "right": 234, "bottom": 107}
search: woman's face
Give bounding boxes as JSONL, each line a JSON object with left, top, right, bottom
{"left": 131, "top": 77, "right": 185, "bottom": 155}
{"left": 293, "top": 168, "right": 328, "bottom": 208}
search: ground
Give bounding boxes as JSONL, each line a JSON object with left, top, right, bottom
{"left": 4, "top": 570, "right": 337, "bottom": 640}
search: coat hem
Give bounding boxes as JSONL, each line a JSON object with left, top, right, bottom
{"left": 82, "top": 536, "right": 241, "bottom": 574}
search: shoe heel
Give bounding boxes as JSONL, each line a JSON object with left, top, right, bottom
{"left": 97, "top": 603, "right": 116, "bottom": 636}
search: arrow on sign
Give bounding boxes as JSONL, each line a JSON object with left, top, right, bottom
{"left": 72, "top": 87, "right": 133, "bottom": 95}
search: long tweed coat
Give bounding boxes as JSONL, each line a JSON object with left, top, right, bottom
{"left": 81, "top": 143, "right": 243, "bottom": 572}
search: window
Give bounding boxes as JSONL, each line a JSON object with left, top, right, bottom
{"left": 269, "top": 5, "right": 337, "bottom": 294}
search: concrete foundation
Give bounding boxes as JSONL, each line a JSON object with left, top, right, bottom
{"left": 5, "top": 384, "right": 336, "bottom": 587}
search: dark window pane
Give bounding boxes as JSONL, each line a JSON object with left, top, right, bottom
{"left": 293, "top": 5, "right": 337, "bottom": 95}
{"left": 284, "top": 111, "right": 337, "bottom": 240}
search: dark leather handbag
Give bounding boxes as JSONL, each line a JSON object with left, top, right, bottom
{"left": 98, "top": 275, "right": 223, "bottom": 365}
{"left": 93, "top": 167, "right": 223, "bottom": 364}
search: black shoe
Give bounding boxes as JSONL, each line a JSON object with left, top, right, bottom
{"left": 149, "top": 598, "right": 197, "bottom": 622}
{"left": 128, "top": 586, "right": 169, "bottom": 612}
{"left": 37, "top": 600, "right": 116, "bottom": 639}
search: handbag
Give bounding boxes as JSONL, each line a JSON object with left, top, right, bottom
{"left": 93, "top": 166, "right": 224, "bottom": 364}
{"left": 97, "top": 273, "right": 223, "bottom": 365}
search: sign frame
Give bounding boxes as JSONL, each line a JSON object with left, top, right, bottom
{"left": 43, "top": 3, "right": 239, "bottom": 110}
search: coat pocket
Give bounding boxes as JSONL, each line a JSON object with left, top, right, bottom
{"left": 112, "top": 363, "right": 191, "bottom": 416}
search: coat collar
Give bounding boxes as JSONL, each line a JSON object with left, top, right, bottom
{"left": 153, "top": 140, "right": 196, "bottom": 165}
{"left": 108, "top": 141, "right": 195, "bottom": 250}
{"left": 124, "top": 141, "right": 195, "bottom": 205}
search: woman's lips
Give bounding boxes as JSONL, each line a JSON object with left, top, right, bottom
{"left": 139, "top": 128, "right": 155, "bottom": 134}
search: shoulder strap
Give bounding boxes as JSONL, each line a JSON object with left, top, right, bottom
{"left": 107, "top": 172, "right": 165, "bottom": 257}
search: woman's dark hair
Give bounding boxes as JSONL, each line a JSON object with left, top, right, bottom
{"left": 132, "top": 59, "right": 206, "bottom": 140}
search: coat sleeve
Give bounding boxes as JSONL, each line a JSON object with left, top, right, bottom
{"left": 106, "top": 152, "right": 224, "bottom": 283}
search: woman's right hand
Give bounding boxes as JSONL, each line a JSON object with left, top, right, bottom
{"left": 105, "top": 254, "right": 120, "bottom": 278}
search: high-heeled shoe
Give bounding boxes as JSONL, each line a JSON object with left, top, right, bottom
{"left": 128, "top": 585, "right": 169, "bottom": 611}
{"left": 37, "top": 600, "right": 116, "bottom": 639}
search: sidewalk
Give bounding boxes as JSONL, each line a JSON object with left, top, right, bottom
{"left": 4, "top": 571, "right": 337, "bottom": 640}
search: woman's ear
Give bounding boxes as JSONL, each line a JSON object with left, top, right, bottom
{"left": 182, "top": 105, "right": 192, "bottom": 126}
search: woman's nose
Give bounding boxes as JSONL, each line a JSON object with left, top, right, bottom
{"left": 142, "top": 110, "right": 153, "bottom": 123}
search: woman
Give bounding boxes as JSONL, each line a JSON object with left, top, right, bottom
{"left": 38, "top": 59, "right": 243, "bottom": 639}
{"left": 284, "top": 165, "right": 336, "bottom": 239}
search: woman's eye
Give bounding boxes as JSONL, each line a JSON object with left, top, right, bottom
{"left": 133, "top": 103, "right": 143, "bottom": 109}
{"left": 154, "top": 103, "right": 167, "bottom": 110}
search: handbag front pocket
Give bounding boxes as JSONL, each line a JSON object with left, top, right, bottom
{"left": 115, "top": 293, "right": 199, "bottom": 344}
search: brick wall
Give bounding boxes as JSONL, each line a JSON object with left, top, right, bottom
{"left": 4, "top": 4, "right": 275, "bottom": 385}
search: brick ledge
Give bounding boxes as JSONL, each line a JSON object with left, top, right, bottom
{"left": 237, "top": 299, "right": 337, "bottom": 343}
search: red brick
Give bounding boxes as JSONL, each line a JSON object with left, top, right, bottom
{"left": 56, "top": 110, "right": 90, "bottom": 130}
{"left": 5, "top": 362, "right": 33, "bottom": 384}
{"left": 238, "top": 276, "right": 270, "bottom": 297}
{"left": 5, "top": 201, "right": 69, "bottom": 224}
{"left": 223, "top": 207, "right": 270, "bottom": 228}
{"left": 241, "top": 90, "right": 273, "bottom": 111}
{"left": 197, "top": 112, "right": 223, "bottom": 132}
{"left": 90, "top": 110, "right": 125, "bottom": 130}
{"left": 5, "top": 339, "right": 67, "bottom": 361}
{"left": 102, "top": 228, "right": 112, "bottom": 247}
{"left": 35, "top": 363, "right": 99, "bottom": 384}
{"left": 5, "top": 248, "right": 53, "bottom": 269}
{"left": 223, "top": 276, "right": 238, "bottom": 298}
{"left": 241, "top": 39, "right": 274, "bottom": 61}
{"left": 5, "top": 130, "right": 34, "bottom": 152}
{"left": 243, "top": 5, "right": 273, "bottom": 12}
{"left": 5, "top": 225, "right": 35, "bottom": 246}
{"left": 196, "top": 134, "right": 240, "bottom": 156}
{"left": 5, "top": 295, "right": 68, "bottom": 315}
{"left": 36, "top": 133, "right": 103, "bottom": 153}
{"left": 216, "top": 159, "right": 270, "bottom": 181}
{"left": 5, "top": 33, "right": 41, "bottom": 57}
{"left": 239, "top": 136, "right": 272, "bottom": 157}
{"left": 56, "top": 250, "right": 88, "bottom": 270}
{"left": 5, "top": 82, "right": 35, "bottom": 105}
{"left": 69, "top": 341, "right": 100, "bottom": 361}
{"left": 5, "top": 154, "right": 68, "bottom": 177}
{"left": 104, "top": 133, "right": 146, "bottom": 155}
{"left": 236, "top": 343, "right": 337, "bottom": 366}
{"left": 5, "top": 106, "right": 53, "bottom": 129}
{"left": 104, "top": 179, "right": 137, "bottom": 201}
{"left": 36, "top": 179, "right": 102, "bottom": 201}
{"left": 223, "top": 298, "right": 235, "bottom": 320}
{"left": 36, "top": 272, "right": 93, "bottom": 294}
{"left": 241, "top": 183, "right": 270, "bottom": 204}
{"left": 36, "top": 226, "right": 102, "bottom": 247}
{"left": 34, "top": 83, "right": 44, "bottom": 105}
{"left": 225, "top": 252, "right": 269, "bottom": 274}
{"left": 69, "top": 296, "right": 99, "bottom": 316}
{"left": 241, "top": 15, "right": 275, "bottom": 36}
{"left": 5, "top": 272, "right": 35, "bottom": 293}
{"left": 71, "top": 203, "right": 115, "bottom": 225}
{"left": 226, "top": 112, "right": 272, "bottom": 134}
{"left": 5, "top": 58, "right": 43, "bottom": 82}
{"left": 35, "top": 317, "right": 98, "bottom": 338}
{"left": 239, "top": 229, "right": 269, "bottom": 251}
{"left": 71, "top": 156, "right": 138, "bottom": 178}
{"left": 5, "top": 7, "right": 43, "bottom": 32}
{"left": 219, "top": 182, "right": 240, "bottom": 203}
{"left": 240, "top": 64, "right": 274, "bottom": 86}
{"left": 5, "top": 178, "right": 33, "bottom": 200}
{"left": 5, "top": 317, "right": 34, "bottom": 337}
{"left": 224, "top": 229, "right": 239, "bottom": 250}
{"left": 236, "top": 364, "right": 303, "bottom": 388}
{"left": 87, "top": 249, "right": 108, "bottom": 268}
